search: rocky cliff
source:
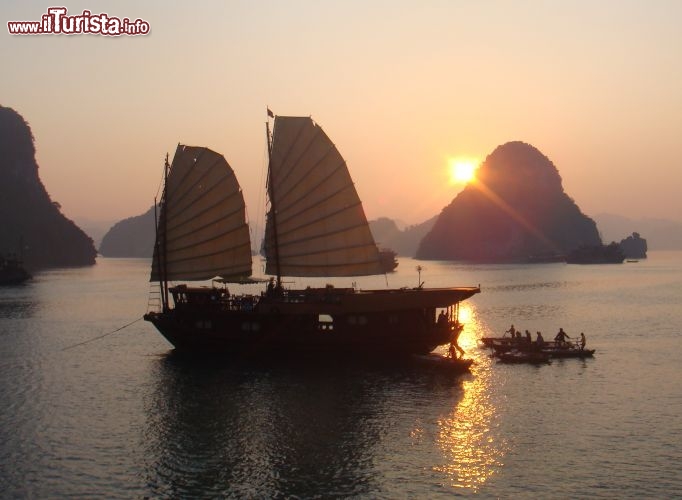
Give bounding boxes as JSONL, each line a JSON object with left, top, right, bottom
{"left": 369, "top": 216, "right": 437, "bottom": 257}
{"left": 417, "top": 141, "right": 601, "bottom": 262}
{"left": 99, "top": 205, "right": 156, "bottom": 257}
{"left": 0, "top": 106, "right": 96, "bottom": 269}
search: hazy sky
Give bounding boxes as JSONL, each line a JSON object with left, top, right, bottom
{"left": 3, "top": 0, "right": 682, "bottom": 227}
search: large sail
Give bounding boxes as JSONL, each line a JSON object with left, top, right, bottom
{"left": 150, "top": 145, "right": 252, "bottom": 282}
{"left": 264, "top": 116, "right": 383, "bottom": 277}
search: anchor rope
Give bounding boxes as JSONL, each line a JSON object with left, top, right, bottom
{"left": 60, "top": 316, "right": 143, "bottom": 351}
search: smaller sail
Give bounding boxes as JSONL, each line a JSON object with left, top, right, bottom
{"left": 264, "top": 116, "right": 384, "bottom": 277}
{"left": 151, "top": 145, "right": 252, "bottom": 282}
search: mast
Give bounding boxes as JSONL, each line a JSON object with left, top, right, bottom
{"left": 153, "top": 195, "right": 164, "bottom": 311}
{"left": 161, "top": 153, "right": 170, "bottom": 310}
{"left": 265, "top": 114, "right": 282, "bottom": 286}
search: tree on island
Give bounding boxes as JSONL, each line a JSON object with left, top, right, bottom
{"left": 619, "top": 232, "right": 647, "bottom": 259}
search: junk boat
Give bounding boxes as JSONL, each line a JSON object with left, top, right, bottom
{"left": 0, "top": 255, "right": 31, "bottom": 285}
{"left": 143, "top": 113, "right": 480, "bottom": 356}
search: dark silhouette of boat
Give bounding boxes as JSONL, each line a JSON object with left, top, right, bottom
{"left": 542, "top": 346, "right": 595, "bottom": 358}
{"left": 497, "top": 349, "right": 550, "bottom": 364}
{"left": 0, "top": 255, "right": 31, "bottom": 285}
{"left": 412, "top": 353, "right": 473, "bottom": 374}
{"left": 483, "top": 335, "right": 595, "bottom": 359}
{"left": 143, "top": 113, "right": 480, "bottom": 356}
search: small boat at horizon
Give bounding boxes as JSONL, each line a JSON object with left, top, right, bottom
{"left": 143, "top": 112, "right": 480, "bottom": 357}
{"left": 0, "top": 255, "right": 31, "bottom": 286}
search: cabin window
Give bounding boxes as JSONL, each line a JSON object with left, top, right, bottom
{"left": 318, "top": 314, "right": 334, "bottom": 331}
{"left": 195, "top": 320, "right": 212, "bottom": 330}
{"left": 241, "top": 322, "right": 260, "bottom": 332}
{"left": 388, "top": 315, "right": 399, "bottom": 325}
{"left": 348, "top": 315, "right": 367, "bottom": 326}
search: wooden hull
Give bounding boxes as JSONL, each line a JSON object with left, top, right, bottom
{"left": 497, "top": 350, "right": 550, "bottom": 364}
{"left": 412, "top": 353, "right": 473, "bottom": 374}
{"left": 144, "top": 286, "right": 480, "bottom": 356}
{"left": 542, "top": 348, "right": 595, "bottom": 359}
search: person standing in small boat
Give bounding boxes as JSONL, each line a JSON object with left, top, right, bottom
{"left": 449, "top": 329, "right": 465, "bottom": 359}
{"left": 579, "top": 332, "right": 586, "bottom": 350}
{"left": 536, "top": 331, "right": 545, "bottom": 348}
{"left": 555, "top": 328, "right": 570, "bottom": 347}
{"left": 525, "top": 330, "right": 532, "bottom": 343}
{"left": 505, "top": 324, "right": 516, "bottom": 338}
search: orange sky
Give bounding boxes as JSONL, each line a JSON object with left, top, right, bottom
{"left": 3, "top": 1, "right": 682, "bottom": 227}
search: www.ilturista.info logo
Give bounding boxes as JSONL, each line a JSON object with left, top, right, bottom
{"left": 7, "top": 7, "right": 150, "bottom": 36}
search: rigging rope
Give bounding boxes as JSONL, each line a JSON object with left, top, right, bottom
{"left": 60, "top": 317, "right": 143, "bottom": 351}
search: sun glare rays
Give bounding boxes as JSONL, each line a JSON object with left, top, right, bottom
{"left": 448, "top": 158, "right": 479, "bottom": 185}
{"left": 472, "top": 179, "right": 561, "bottom": 254}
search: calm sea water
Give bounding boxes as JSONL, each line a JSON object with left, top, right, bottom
{"left": 1, "top": 254, "right": 681, "bottom": 498}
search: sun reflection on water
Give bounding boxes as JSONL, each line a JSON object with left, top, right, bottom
{"left": 434, "top": 303, "right": 508, "bottom": 491}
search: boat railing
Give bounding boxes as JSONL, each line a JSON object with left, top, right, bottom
{"left": 224, "top": 294, "right": 260, "bottom": 312}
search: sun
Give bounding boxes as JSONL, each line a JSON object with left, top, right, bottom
{"left": 448, "top": 158, "right": 479, "bottom": 184}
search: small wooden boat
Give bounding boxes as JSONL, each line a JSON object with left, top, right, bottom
{"left": 480, "top": 336, "right": 519, "bottom": 349}
{"left": 412, "top": 353, "right": 473, "bottom": 374}
{"left": 543, "top": 346, "right": 595, "bottom": 359}
{"left": 481, "top": 336, "right": 536, "bottom": 357}
{"left": 497, "top": 349, "right": 550, "bottom": 364}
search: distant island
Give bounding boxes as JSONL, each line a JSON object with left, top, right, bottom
{"left": 593, "top": 214, "right": 677, "bottom": 252}
{"left": 417, "top": 141, "right": 601, "bottom": 262}
{"left": 0, "top": 106, "right": 96, "bottom": 270}
{"left": 99, "top": 209, "right": 434, "bottom": 260}
{"left": 368, "top": 216, "right": 437, "bottom": 257}
{"left": 99, "top": 205, "right": 156, "bottom": 258}
{"left": 619, "top": 232, "right": 647, "bottom": 259}
{"left": 98, "top": 140, "right": 671, "bottom": 261}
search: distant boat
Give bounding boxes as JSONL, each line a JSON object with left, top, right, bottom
{"left": 143, "top": 113, "right": 480, "bottom": 356}
{"left": 0, "top": 255, "right": 31, "bottom": 285}
{"left": 566, "top": 242, "right": 625, "bottom": 264}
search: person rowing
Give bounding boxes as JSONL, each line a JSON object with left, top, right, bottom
{"left": 554, "top": 327, "right": 570, "bottom": 347}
